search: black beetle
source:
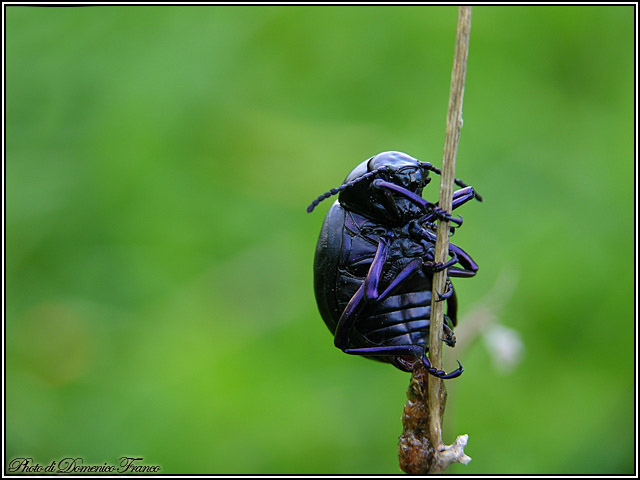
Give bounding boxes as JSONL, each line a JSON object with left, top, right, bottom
{"left": 307, "top": 151, "right": 480, "bottom": 378}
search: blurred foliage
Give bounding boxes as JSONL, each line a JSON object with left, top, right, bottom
{"left": 6, "top": 5, "right": 634, "bottom": 474}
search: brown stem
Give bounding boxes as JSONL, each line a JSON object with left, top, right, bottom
{"left": 398, "top": 6, "right": 473, "bottom": 474}
{"left": 398, "top": 362, "right": 446, "bottom": 474}
{"left": 428, "top": 2, "right": 472, "bottom": 450}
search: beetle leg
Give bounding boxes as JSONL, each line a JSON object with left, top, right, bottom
{"left": 363, "top": 237, "right": 390, "bottom": 300}
{"left": 343, "top": 344, "right": 423, "bottom": 357}
{"left": 409, "top": 220, "right": 437, "bottom": 244}
{"left": 442, "top": 318, "right": 456, "bottom": 346}
{"left": 447, "top": 242, "right": 478, "bottom": 278}
{"left": 450, "top": 186, "right": 478, "bottom": 210}
{"left": 333, "top": 284, "right": 367, "bottom": 350}
{"left": 371, "top": 179, "right": 434, "bottom": 210}
{"left": 379, "top": 188, "right": 402, "bottom": 219}
{"left": 436, "top": 279, "right": 454, "bottom": 302}
{"left": 334, "top": 237, "right": 393, "bottom": 349}
{"left": 440, "top": 360, "right": 464, "bottom": 380}
{"left": 446, "top": 287, "right": 458, "bottom": 327}
{"left": 412, "top": 235, "right": 477, "bottom": 279}
{"left": 422, "top": 354, "right": 464, "bottom": 380}
{"left": 418, "top": 186, "right": 477, "bottom": 224}
{"left": 425, "top": 251, "right": 459, "bottom": 272}
{"left": 432, "top": 206, "right": 463, "bottom": 226}
{"left": 376, "top": 258, "right": 422, "bottom": 302}
{"left": 335, "top": 238, "right": 423, "bottom": 350}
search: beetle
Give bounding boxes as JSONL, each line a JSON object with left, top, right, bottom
{"left": 307, "top": 151, "right": 481, "bottom": 378}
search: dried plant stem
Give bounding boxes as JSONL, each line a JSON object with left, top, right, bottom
{"left": 399, "top": 6, "right": 473, "bottom": 474}
{"left": 428, "top": 3, "right": 472, "bottom": 450}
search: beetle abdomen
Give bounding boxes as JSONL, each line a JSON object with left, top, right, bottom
{"left": 339, "top": 282, "right": 433, "bottom": 346}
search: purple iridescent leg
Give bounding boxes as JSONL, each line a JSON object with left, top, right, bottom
{"left": 410, "top": 224, "right": 477, "bottom": 279}
{"left": 335, "top": 238, "right": 421, "bottom": 349}
{"left": 371, "top": 179, "right": 433, "bottom": 211}
{"left": 447, "top": 242, "right": 478, "bottom": 278}
{"left": 344, "top": 344, "right": 423, "bottom": 357}
{"left": 422, "top": 353, "right": 464, "bottom": 379}
{"left": 451, "top": 186, "right": 477, "bottom": 210}
{"left": 334, "top": 237, "right": 426, "bottom": 358}
{"left": 432, "top": 206, "right": 463, "bottom": 226}
{"left": 426, "top": 251, "right": 459, "bottom": 273}
{"left": 418, "top": 186, "right": 477, "bottom": 225}
{"left": 334, "top": 235, "right": 464, "bottom": 380}
{"left": 436, "top": 279, "right": 454, "bottom": 302}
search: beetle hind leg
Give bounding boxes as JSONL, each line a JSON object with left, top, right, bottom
{"left": 421, "top": 353, "right": 464, "bottom": 379}
{"left": 343, "top": 344, "right": 423, "bottom": 357}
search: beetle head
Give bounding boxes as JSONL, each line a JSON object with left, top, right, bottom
{"left": 367, "top": 151, "right": 432, "bottom": 196}
{"left": 335, "top": 152, "right": 430, "bottom": 222}
{"left": 306, "top": 151, "right": 482, "bottom": 215}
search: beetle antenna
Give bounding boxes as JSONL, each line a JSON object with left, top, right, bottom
{"left": 419, "top": 162, "right": 483, "bottom": 202}
{"left": 306, "top": 166, "right": 391, "bottom": 213}
{"left": 306, "top": 187, "right": 342, "bottom": 213}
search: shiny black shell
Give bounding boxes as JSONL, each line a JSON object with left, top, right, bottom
{"left": 313, "top": 200, "right": 457, "bottom": 371}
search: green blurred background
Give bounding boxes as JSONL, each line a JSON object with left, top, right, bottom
{"left": 6, "top": 5, "right": 634, "bottom": 474}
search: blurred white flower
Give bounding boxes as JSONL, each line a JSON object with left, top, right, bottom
{"left": 482, "top": 323, "right": 524, "bottom": 374}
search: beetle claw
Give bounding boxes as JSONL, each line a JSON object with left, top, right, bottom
{"left": 432, "top": 207, "right": 463, "bottom": 226}
{"left": 422, "top": 355, "right": 464, "bottom": 380}
{"left": 425, "top": 261, "right": 445, "bottom": 272}
{"left": 440, "top": 360, "right": 464, "bottom": 379}
{"left": 436, "top": 281, "right": 454, "bottom": 302}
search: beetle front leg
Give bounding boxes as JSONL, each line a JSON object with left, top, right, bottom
{"left": 432, "top": 206, "right": 463, "bottom": 226}
{"left": 371, "top": 179, "right": 434, "bottom": 211}
{"left": 450, "top": 186, "right": 477, "bottom": 211}
{"left": 418, "top": 186, "right": 477, "bottom": 226}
